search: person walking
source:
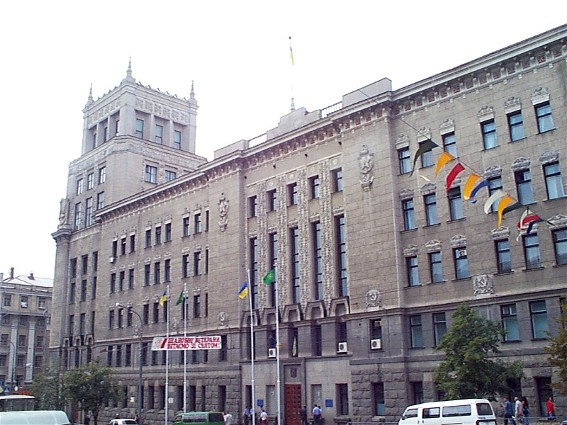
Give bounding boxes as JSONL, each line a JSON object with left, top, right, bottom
{"left": 224, "top": 411, "right": 234, "bottom": 425}
{"left": 514, "top": 397, "right": 523, "bottom": 424}
{"left": 300, "top": 406, "right": 308, "bottom": 425}
{"left": 502, "top": 397, "right": 516, "bottom": 425}
{"left": 243, "top": 407, "right": 251, "bottom": 425}
{"left": 521, "top": 397, "right": 529, "bottom": 425}
{"left": 546, "top": 397, "right": 555, "bottom": 421}
{"left": 312, "top": 405, "right": 322, "bottom": 425}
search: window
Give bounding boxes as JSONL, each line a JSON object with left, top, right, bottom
{"left": 419, "top": 141, "right": 434, "bottom": 167}
{"left": 543, "top": 162, "right": 565, "bottom": 200}
{"left": 145, "top": 165, "right": 157, "bottom": 184}
{"left": 120, "top": 237, "right": 126, "bottom": 256}
{"left": 174, "top": 130, "right": 182, "bottom": 149}
{"left": 145, "top": 229, "right": 151, "bottom": 248}
{"left": 336, "top": 384, "right": 349, "bottom": 416}
{"left": 453, "top": 247, "right": 469, "bottom": 279}
{"left": 410, "top": 315, "right": 423, "bottom": 348}
{"left": 144, "top": 264, "right": 151, "bottom": 286}
{"left": 183, "top": 217, "right": 190, "bottom": 237}
{"left": 523, "top": 234, "right": 541, "bottom": 269}
{"left": 313, "top": 223, "right": 323, "bottom": 301}
{"left": 96, "top": 192, "right": 105, "bottom": 210}
{"left": 501, "top": 304, "right": 520, "bottom": 341}
{"left": 194, "top": 251, "right": 202, "bottom": 276}
{"left": 530, "top": 300, "right": 548, "bottom": 339}
{"left": 370, "top": 319, "right": 382, "bottom": 341}
{"left": 336, "top": 215, "right": 348, "bottom": 297}
{"left": 442, "top": 132, "right": 457, "bottom": 157}
{"left": 514, "top": 170, "right": 534, "bottom": 205}
{"left": 535, "top": 102, "right": 554, "bottom": 133}
{"left": 507, "top": 111, "right": 525, "bottom": 142}
{"left": 398, "top": 147, "right": 411, "bottom": 174}
{"left": 98, "top": 166, "right": 106, "bottom": 184}
{"left": 165, "top": 223, "right": 172, "bottom": 242}
{"left": 193, "top": 294, "right": 201, "bottom": 318}
{"left": 495, "top": 239, "right": 512, "bottom": 273}
{"left": 429, "top": 252, "right": 443, "bottom": 283}
{"left": 309, "top": 175, "right": 320, "bottom": 199}
{"left": 155, "top": 226, "right": 162, "bottom": 245}
{"left": 74, "top": 203, "right": 82, "bottom": 230}
{"left": 481, "top": 119, "right": 497, "bottom": 149}
{"left": 267, "top": 189, "right": 277, "bottom": 212}
{"left": 135, "top": 118, "right": 144, "bottom": 138}
{"left": 155, "top": 124, "right": 163, "bottom": 144}
{"left": 85, "top": 197, "right": 93, "bottom": 226}
{"left": 487, "top": 176, "right": 502, "bottom": 213}
{"left": 76, "top": 178, "right": 84, "bottom": 195}
{"left": 288, "top": 182, "right": 299, "bottom": 206}
{"left": 552, "top": 229, "right": 567, "bottom": 265}
{"left": 128, "top": 268, "right": 135, "bottom": 289}
{"left": 164, "top": 259, "right": 171, "bottom": 282}
{"left": 424, "top": 193, "right": 438, "bottom": 225}
{"left": 248, "top": 195, "right": 258, "bottom": 218}
{"left": 290, "top": 227, "right": 300, "bottom": 303}
{"left": 165, "top": 170, "right": 177, "bottom": 182}
{"left": 447, "top": 187, "right": 464, "bottom": 220}
{"left": 433, "top": 312, "right": 447, "bottom": 346}
{"left": 194, "top": 213, "right": 202, "bottom": 233}
{"left": 332, "top": 168, "right": 343, "bottom": 192}
{"left": 406, "top": 256, "right": 419, "bottom": 287}
{"left": 182, "top": 254, "right": 190, "bottom": 278}
{"left": 402, "top": 199, "right": 416, "bottom": 230}
{"left": 87, "top": 173, "right": 94, "bottom": 190}
{"left": 154, "top": 261, "right": 161, "bottom": 284}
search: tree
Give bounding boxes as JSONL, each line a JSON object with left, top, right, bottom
{"left": 63, "top": 360, "right": 119, "bottom": 425}
{"left": 28, "top": 365, "right": 67, "bottom": 410}
{"left": 435, "top": 304, "right": 523, "bottom": 400}
{"left": 545, "top": 300, "right": 567, "bottom": 395}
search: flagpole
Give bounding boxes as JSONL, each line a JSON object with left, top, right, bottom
{"left": 183, "top": 281, "right": 187, "bottom": 413}
{"left": 274, "top": 268, "right": 281, "bottom": 425}
{"left": 247, "top": 269, "right": 256, "bottom": 425}
{"left": 165, "top": 284, "right": 170, "bottom": 425}
{"left": 288, "top": 36, "right": 295, "bottom": 111}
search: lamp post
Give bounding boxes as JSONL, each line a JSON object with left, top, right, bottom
{"left": 117, "top": 303, "right": 143, "bottom": 422}
{"left": 7, "top": 340, "right": 16, "bottom": 391}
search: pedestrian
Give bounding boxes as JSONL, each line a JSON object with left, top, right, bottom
{"left": 521, "top": 397, "right": 529, "bottom": 425}
{"left": 515, "top": 397, "right": 523, "bottom": 424}
{"left": 312, "top": 405, "right": 322, "bottom": 425}
{"left": 300, "top": 406, "right": 308, "bottom": 425}
{"left": 260, "top": 409, "right": 268, "bottom": 425}
{"left": 243, "top": 407, "right": 251, "bottom": 425}
{"left": 502, "top": 397, "right": 515, "bottom": 425}
{"left": 224, "top": 411, "right": 234, "bottom": 425}
{"left": 546, "top": 397, "right": 555, "bottom": 421}
{"left": 84, "top": 415, "right": 90, "bottom": 425}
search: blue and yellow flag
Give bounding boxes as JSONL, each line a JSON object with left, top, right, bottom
{"left": 238, "top": 282, "right": 249, "bottom": 299}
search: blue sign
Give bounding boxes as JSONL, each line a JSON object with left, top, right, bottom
{"left": 325, "top": 400, "right": 333, "bottom": 408}
{"left": 257, "top": 399, "right": 264, "bottom": 407}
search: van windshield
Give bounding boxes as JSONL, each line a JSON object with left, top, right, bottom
{"left": 403, "top": 408, "right": 418, "bottom": 419}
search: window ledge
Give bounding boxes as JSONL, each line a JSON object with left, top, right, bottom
{"left": 427, "top": 280, "right": 447, "bottom": 285}
{"left": 501, "top": 339, "right": 522, "bottom": 344}
{"left": 453, "top": 277, "right": 471, "bottom": 282}
{"left": 522, "top": 266, "right": 545, "bottom": 272}
{"left": 544, "top": 195, "right": 567, "bottom": 202}
{"left": 447, "top": 217, "right": 466, "bottom": 223}
{"left": 401, "top": 228, "right": 417, "bottom": 233}
{"left": 423, "top": 223, "right": 441, "bottom": 229}
{"left": 494, "top": 271, "right": 515, "bottom": 276}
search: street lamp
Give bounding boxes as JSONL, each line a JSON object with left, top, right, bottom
{"left": 117, "top": 303, "right": 143, "bottom": 422}
{"left": 7, "top": 340, "right": 16, "bottom": 391}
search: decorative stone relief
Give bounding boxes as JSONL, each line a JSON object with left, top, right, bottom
{"left": 399, "top": 188, "right": 414, "bottom": 200}
{"left": 395, "top": 133, "right": 410, "bottom": 148}
{"left": 365, "top": 289, "right": 382, "bottom": 308}
{"left": 473, "top": 274, "right": 494, "bottom": 296}
{"left": 440, "top": 119, "right": 455, "bottom": 134}
{"left": 511, "top": 157, "right": 531, "bottom": 172}
{"left": 491, "top": 226, "right": 510, "bottom": 240}
{"left": 417, "top": 127, "right": 431, "bottom": 142}
{"left": 450, "top": 235, "right": 467, "bottom": 248}
{"left": 58, "top": 198, "right": 70, "bottom": 226}
{"left": 548, "top": 214, "right": 567, "bottom": 229}
{"left": 425, "top": 240, "right": 441, "bottom": 252}
{"left": 420, "top": 182, "right": 437, "bottom": 195}
{"left": 403, "top": 245, "right": 419, "bottom": 256}
{"left": 358, "top": 145, "right": 374, "bottom": 190}
{"left": 531, "top": 87, "right": 550, "bottom": 105}
{"left": 504, "top": 96, "right": 521, "bottom": 113}
{"left": 218, "top": 311, "right": 228, "bottom": 327}
{"left": 218, "top": 193, "right": 229, "bottom": 231}
{"left": 484, "top": 166, "right": 502, "bottom": 179}
{"left": 539, "top": 150, "right": 560, "bottom": 165}
{"left": 478, "top": 105, "right": 495, "bottom": 121}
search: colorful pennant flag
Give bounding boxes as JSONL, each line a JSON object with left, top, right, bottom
{"left": 263, "top": 269, "right": 276, "bottom": 285}
{"left": 435, "top": 151, "right": 455, "bottom": 176}
{"left": 463, "top": 174, "right": 482, "bottom": 200}
{"left": 502, "top": 201, "right": 523, "bottom": 215}
{"left": 291, "top": 336, "right": 298, "bottom": 357}
{"left": 517, "top": 209, "right": 544, "bottom": 236}
{"left": 176, "top": 291, "right": 186, "bottom": 306}
{"left": 468, "top": 179, "right": 491, "bottom": 203}
{"left": 446, "top": 163, "right": 465, "bottom": 192}
{"left": 496, "top": 195, "right": 514, "bottom": 227}
{"left": 410, "top": 139, "right": 438, "bottom": 175}
{"left": 238, "top": 282, "right": 249, "bottom": 299}
{"left": 484, "top": 189, "right": 506, "bottom": 214}
{"left": 159, "top": 289, "right": 168, "bottom": 306}
{"left": 289, "top": 36, "right": 295, "bottom": 66}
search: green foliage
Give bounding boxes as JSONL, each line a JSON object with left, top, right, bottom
{"left": 63, "top": 360, "right": 119, "bottom": 424}
{"left": 545, "top": 301, "right": 567, "bottom": 395}
{"left": 29, "top": 365, "right": 68, "bottom": 410}
{"left": 435, "top": 304, "right": 523, "bottom": 400}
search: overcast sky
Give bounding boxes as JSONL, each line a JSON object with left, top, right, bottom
{"left": 0, "top": 0, "right": 564, "bottom": 279}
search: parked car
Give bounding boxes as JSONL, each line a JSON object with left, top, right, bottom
{"left": 108, "top": 419, "right": 138, "bottom": 425}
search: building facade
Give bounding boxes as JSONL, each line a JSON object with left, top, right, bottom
{"left": 51, "top": 26, "right": 567, "bottom": 424}
{"left": 0, "top": 268, "right": 52, "bottom": 393}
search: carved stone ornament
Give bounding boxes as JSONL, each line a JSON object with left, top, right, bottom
{"left": 477, "top": 105, "right": 495, "bottom": 120}
{"left": 59, "top": 198, "right": 70, "bottom": 226}
{"left": 439, "top": 119, "right": 455, "bottom": 134}
{"left": 539, "top": 150, "right": 560, "bottom": 165}
{"left": 491, "top": 226, "right": 510, "bottom": 240}
{"left": 548, "top": 214, "right": 567, "bottom": 230}
{"left": 483, "top": 166, "right": 502, "bottom": 179}
{"left": 218, "top": 193, "right": 229, "bottom": 232}
{"left": 504, "top": 96, "right": 521, "bottom": 113}
{"left": 218, "top": 311, "right": 228, "bottom": 326}
{"left": 396, "top": 133, "right": 410, "bottom": 148}
{"left": 473, "top": 274, "right": 494, "bottom": 296}
{"left": 416, "top": 127, "right": 431, "bottom": 142}
{"left": 511, "top": 157, "right": 531, "bottom": 172}
{"left": 420, "top": 182, "right": 437, "bottom": 195}
{"left": 531, "top": 87, "right": 550, "bottom": 105}
{"left": 403, "top": 245, "right": 419, "bottom": 257}
{"left": 425, "top": 240, "right": 441, "bottom": 253}
{"left": 399, "top": 188, "right": 414, "bottom": 200}
{"left": 365, "top": 289, "right": 382, "bottom": 308}
{"left": 358, "top": 144, "right": 374, "bottom": 190}
{"left": 450, "top": 235, "right": 467, "bottom": 248}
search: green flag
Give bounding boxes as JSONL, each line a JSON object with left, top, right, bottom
{"left": 176, "top": 291, "right": 185, "bottom": 305}
{"left": 263, "top": 269, "right": 275, "bottom": 285}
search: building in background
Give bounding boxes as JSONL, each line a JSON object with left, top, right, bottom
{"left": 50, "top": 25, "right": 567, "bottom": 424}
{"left": 0, "top": 268, "right": 52, "bottom": 393}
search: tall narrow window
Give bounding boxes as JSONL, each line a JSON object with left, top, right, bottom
{"left": 487, "top": 176, "right": 502, "bottom": 213}
{"left": 543, "top": 162, "right": 565, "bottom": 200}
{"left": 248, "top": 195, "right": 258, "bottom": 218}
{"left": 406, "top": 256, "right": 419, "bottom": 287}
{"left": 402, "top": 199, "right": 416, "bottom": 230}
{"left": 481, "top": 119, "right": 497, "bottom": 149}
{"left": 96, "top": 192, "right": 105, "bottom": 210}
{"left": 74, "top": 203, "right": 82, "bottom": 230}
{"left": 76, "top": 178, "right": 84, "bottom": 195}
{"left": 194, "top": 213, "right": 202, "bottom": 234}
{"left": 312, "top": 222, "right": 323, "bottom": 301}
{"left": 145, "top": 165, "right": 157, "bottom": 184}
{"left": 155, "top": 124, "right": 163, "bottom": 144}
{"left": 183, "top": 217, "right": 190, "bottom": 237}
{"left": 447, "top": 187, "right": 464, "bottom": 220}
{"left": 428, "top": 251, "right": 443, "bottom": 283}
{"left": 267, "top": 189, "right": 277, "bottom": 212}
{"left": 194, "top": 251, "right": 202, "bottom": 276}
{"left": 453, "top": 247, "right": 469, "bottom": 279}
{"left": 249, "top": 237, "right": 259, "bottom": 309}
{"left": 85, "top": 198, "right": 93, "bottom": 227}
{"left": 501, "top": 304, "right": 520, "bottom": 341}
{"left": 535, "top": 102, "right": 554, "bottom": 133}
{"left": 164, "top": 259, "right": 171, "bottom": 282}
{"left": 145, "top": 229, "right": 151, "bottom": 248}
{"left": 495, "top": 239, "right": 512, "bottom": 274}
{"left": 144, "top": 264, "right": 150, "bottom": 286}
{"left": 523, "top": 234, "right": 541, "bottom": 269}
{"left": 514, "top": 170, "right": 534, "bottom": 205}
{"left": 173, "top": 130, "right": 182, "bottom": 149}
{"left": 424, "top": 193, "right": 438, "bottom": 226}
{"left": 336, "top": 384, "right": 349, "bottom": 416}
{"left": 290, "top": 227, "right": 300, "bottom": 303}
{"left": 433, "top": 312, "right": 447, "bottom": 347}
{"left": 135, "top": 118, "right": 144, "bottom": 138}
{"left": 309, "top": 176, "right": 321, "bottom": 199}
{"left": 155, "top": 226, "right": 162, "bottom": 245}
{"left": 442, "top": 132, "right": 457, "bottom": 157}
{"left": 552, "top": 229, "right": 567, "bottom": 266}
{"left": 153, "top": 261, "right": 160, "bottom": 285}
{"left": 165, "top": 223, "right": 172, "bottom": 242}
{"left": 507, "top": 111, "right": 525, "bottom": 142}
{"left": 398, "top": 147, "right": 411, "bottom": 174}
{"left": 98, "top": 166, "right": 106, "bottom": 184}
{"left": 332, "top": 168, "right": 343, "bottom": 192}
{"left": 530, "top": 300, "right": 548, "bottom": 339}
{"left": 419, "top": 141, "right": 434, "bottom": 167}
{"left": 182, "top": 254, "right": 189, "bottom": 278}
{"left": 410, "top": 315, "right": 423, "bottom": 348}
{"left": 336, "top": 215, "right": 348, "bottom": 297}
{"left": 268, "top": 232, "right": 278, "bottom": 307}
{"left": 288, "top": 182, "right": 299, "bottom": 206}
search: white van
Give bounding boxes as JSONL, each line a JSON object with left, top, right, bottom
{"left": 399, "top": 399, "right": 497, "bottom": 425}
{"left": 0, "top": 410, "right": 71, "bottom": 425}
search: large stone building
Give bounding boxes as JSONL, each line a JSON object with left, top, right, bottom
{"left": 0, "top": 268, "right": 52, "bottom": 393}
{"left": 51, "top": 26, "right": 567, "bottom": 424}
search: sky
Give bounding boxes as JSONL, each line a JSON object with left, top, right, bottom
{"left": 0, "top": 0, "right": 564, "bottom": 279}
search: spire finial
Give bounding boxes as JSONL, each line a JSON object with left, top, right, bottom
{"left": 127, "top": 57, "right": 132, "bottom": 78}
{"left": 290, "top": 97, "right": 295, "bottom": 111}
{"left": 190, "top": 80, "right": 195, "bottom": 99}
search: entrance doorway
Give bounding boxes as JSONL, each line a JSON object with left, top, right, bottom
{"left": 285, "top": 384, "right": 302, "bottom": 425}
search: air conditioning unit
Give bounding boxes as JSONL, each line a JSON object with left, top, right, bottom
{"left": 456, "top": 248, "right": 467, "bottom": 257}
{"left": 109, "top": 256, "right": 116, "bottom": 263}
{"left": 268, "top": 348, "right": 276, "bottom": 358}
{"left": 337, "top": 342, "right": 348, "bottom": 353}
{"left": 370, "top": 338, "right": 382, "bottom": 350}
